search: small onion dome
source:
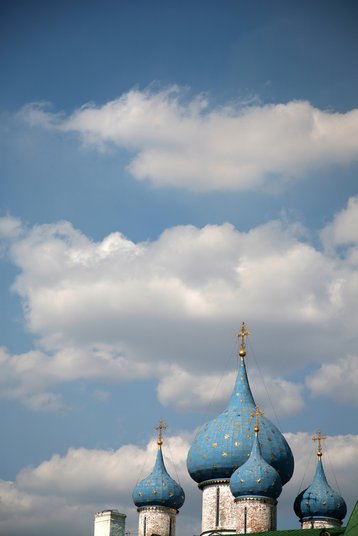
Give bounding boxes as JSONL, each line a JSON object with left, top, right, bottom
{"left": 230, "top": 431, "right": 282, "bottom": 499}
{"left": 133, "top": 446, "right": 185, "bottom": 510}
{"left": 186, "top": 355, "right": 294, "bottom": 485}
{"left": 294, "top": 456, "right": 347, "bottom": 522}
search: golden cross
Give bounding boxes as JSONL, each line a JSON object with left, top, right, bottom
{"left": 312, "top": 430, "right": 327, "bottom": 458}
{"left": 251, "top": 405, "right": 265, "bottom": 434}
{"left": 156, "top": 419, "right": 168, "bottom": 447}
{"left": 237, "top": 321, "right": 250, "bottom": 357}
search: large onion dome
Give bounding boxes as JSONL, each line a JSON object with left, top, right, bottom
{"left": 294, "top": 438, "right": 346, "bottom": 523}
{"left": 133, "top": 422, "right": 185, "bottom": 510}
{"left": 230, "top": 416, "right": 282, "bottom": 500}
{"left": 186, "top": 324, "right": 294, "bottom": 486}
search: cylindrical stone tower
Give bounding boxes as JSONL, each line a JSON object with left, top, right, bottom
{"left": 137, "top": 506, "right": 177, "bottom": 536}
{"left": 234, "top": 497, "right": 277, "bottom": 534}
{"left": 133, "top": 420, "right": 185, "bottom": 536}
{"left": 199, "top": 480, "right": 236, "bottom": 535}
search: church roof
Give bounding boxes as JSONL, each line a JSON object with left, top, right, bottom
{"left": 230, "top": 422, "right": 282, "bottom": 500}
{"left": 233, "top": 528, "right": 345, "bottom": 536}
{"left": 132, "top": 422, "right": 185, "bottom": 510}
{"left": 186, "top": 327, "right": 294, "bottom": 485}
{"left": 344, "top": 500, "right": 358, "bottom": 536}
{"left": 294, "top": 450, "right": 347, "bottom": 522}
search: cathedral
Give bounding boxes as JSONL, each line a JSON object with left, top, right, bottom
{"left": 95, "top": 323, "right": 357, "bottom": 536}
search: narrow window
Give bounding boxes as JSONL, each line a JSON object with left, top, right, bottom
{"left": 144, "top": 516, "right": 147, "bottom": 536}
{"left": 244, "top": 507, "right": 247, "bottom": 534}
{"left": 216, "top": 487, "right": 220, "bottom": 527}
{"left": 169, "top": 517, "right": 172, "bottom": 536}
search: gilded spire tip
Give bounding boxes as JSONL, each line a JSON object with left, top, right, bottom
{"left": 237, "top": 321, "right": 250, "bottom": 357}
{"left": 156, "top": 419, "right": 168, "bottom": 449}
{"left": 312, "top": 430, "right": 327, "bottom": 458}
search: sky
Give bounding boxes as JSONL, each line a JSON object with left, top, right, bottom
{"left": 0, "top": 1, "right": 358, "bottom": 535}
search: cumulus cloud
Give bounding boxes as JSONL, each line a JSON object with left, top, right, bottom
{"left": 306, "top": 355, "right": 358, "bottom": 404}
{"left": 20, "top": 87, "right": 358, "bottom": 191}
{"left": 321, "top": 196, "right": 358, "bottom": 265}
{"left": 0, "top": 432, "right": 356, "bottom": 536}
{"left": 0, "top": 435, "right": 199, "bottom": 536}
{"left": 0, "top": 196, "right": 357, "bottom": 411}
{"left": 0, "top": 346, "right": 155, "bottom": 412}
{"left": 157, "top": 366, "right": 304, "bottom": 417}
{"left": 0, "top": 216, "right": 22, "bottom": 239}
{"left": 0, "top": 216, "right": 23, "bottom": 256}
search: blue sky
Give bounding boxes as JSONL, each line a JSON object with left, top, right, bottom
{"left": 0, "top": 2, "right": 358, "bottom": 535}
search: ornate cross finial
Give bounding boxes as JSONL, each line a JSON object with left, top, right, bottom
{"left": 312, "top": 430, "right": 327, "bottom": 458}
{"left": 156, "top": 419, "right": 168, "bottom": 448}
{"left": 251, "top": 405, "right": 265, "bottom": 434}
{"left": 237, "top": 321, "right": 250, "bottom": 357}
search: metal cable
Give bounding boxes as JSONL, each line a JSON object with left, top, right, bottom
{"left": 166, "top": 433, "right": 182, "bottom": 486}
{"left": 296, "top": 439, "right": 315, "bottom": 496}
{"left": 325, "top": 439, "right": 344, "bottom": 495}
{"left": 135, "top": 438, "right": 151, "bottom": 485}
{"left": 206, "top": 337, "right": 238, "bottom": 412}
{"left": 247, "top": 337, "right": 282, "bottom": 430}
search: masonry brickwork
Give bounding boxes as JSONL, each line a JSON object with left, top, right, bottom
{"left": 301, "top": 517, "right": 342, "bottom": 529}
{"left": 137, "top": 506, "right": 177, "bottom": 536}
{"left": 234, "top": 497, "right": 277, "bottom": 534}
{"left": 94, "top": 510, "right": 126, "bottom": 536}
{"left": 200, "top": 481, "right": 236, "bottom": 535}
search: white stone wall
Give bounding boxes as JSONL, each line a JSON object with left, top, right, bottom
{"left": 301, "top": 517, "right": 342, "bottom": 529}
{"left": 201, "top": 481, "right": 236, "bottom": 535}
{"left": 138, "top": 506, "right": 177, "bottom": 536}
{"left": 234, "top": 497, "right": 277, "bottom": 534}
{"left": 94, "top": 510, "right": 126, "bottom": 536}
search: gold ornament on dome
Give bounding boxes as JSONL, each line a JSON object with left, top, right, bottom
{"left": 237, "top": 321, "right": 250, "bottom": 357}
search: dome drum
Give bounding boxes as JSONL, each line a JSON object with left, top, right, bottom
{"left": 198, "top": 478, "right": 230, "bottom": 490}
{"left": 300, "top": 517, "right": 344, "bottom": 529}
{"left": 234, "top": 496, "right": 278, "bottom": 533}
{"left": 136, "top": 506, "right": 179, "bottom": 514}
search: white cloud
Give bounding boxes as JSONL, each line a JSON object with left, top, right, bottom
{"left": 306, "top": 355, "right": 358, "bottom": 404}
{"left": 0, "top": 435, "right": 199, "bottom": 536}
{"left": 321, "top": 196, "right": 358, "bottom": 265}
{"left": 0, "top": 216, "right": 22, "bottom": 239}
{"left": 0, "top": 345, "right": 155, "bottom": 412}
{"left": 20, "top": 87, "right": 358, "bottom": 192}
{"left": 0, "top": 196, "right": 357, "bottom": 411}
{"left": 0, "top": 432, "right": 356, "bottom": 536}
{"left": 157, "top": 366, "right": 304, "bottom": 417}
{"left": 0, "top": 216, "right": 23, "bottom": 256}
{"left": 322, "top": 196, "right": 358, "bottom": 247}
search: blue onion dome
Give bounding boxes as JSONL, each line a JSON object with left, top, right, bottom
{"left": 187, "top": 324, "right": 294, "bottom": 485}
{"left": 133, "top": 422, "right": 185, "bottom": 510}
{"left": 294, "top": 439, "right": 347, "bottom": 522}
{"left": 230, "top": 415, "right": 282, "bottom": 500}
